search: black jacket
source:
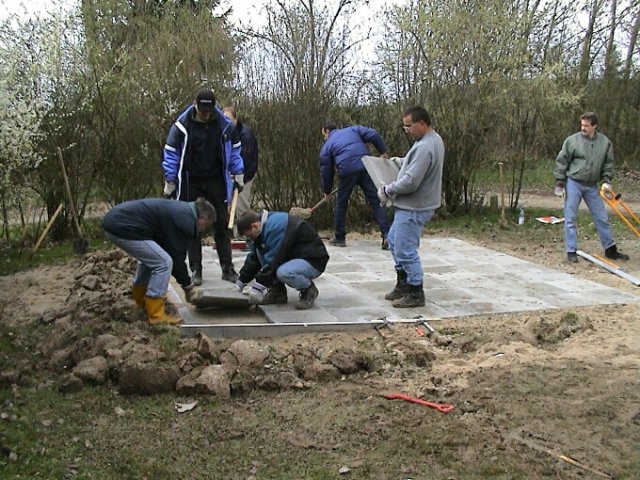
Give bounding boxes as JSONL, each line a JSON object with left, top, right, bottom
{"left": 102, "top": 198, "right": 198, "bottom": 287}
{"left": 238, "top": 121, "right": 259, "bottom": 182}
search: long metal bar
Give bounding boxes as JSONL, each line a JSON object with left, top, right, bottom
{"left": 180, "top": 317, "right": 440, "bottom": 339}
{"left": 576, "top": 250, "right": 640, "bottom": 286}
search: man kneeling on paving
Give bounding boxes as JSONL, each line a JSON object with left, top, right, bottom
{"left": 235, "top": 211, "right": 329, "bottom": 310}
{"left": 102, "top": 197, "right": 216, "bottom": 325}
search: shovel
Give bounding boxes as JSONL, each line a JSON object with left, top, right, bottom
{"left": 57, "top": 147, "right": 88, "bottom": 254}
{"left": 289, "top": 188, "right": 338, "bottom": 219}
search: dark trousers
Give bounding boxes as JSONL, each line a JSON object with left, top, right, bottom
{"left": 179, "top": 176, "right": 233, "bottom": 272}
{"left": 335, "top": 171, "right": 391, "bottom": 240}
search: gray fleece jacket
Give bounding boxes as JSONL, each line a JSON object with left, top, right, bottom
{"left": 388, "top": 131, "right": 444, "bottom": 211}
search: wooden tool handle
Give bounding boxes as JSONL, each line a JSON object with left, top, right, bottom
{"left": 228, "top": 188, "right": 239, "bottom": 230}
{"left": 310, "top": 187, "right": 339, "bottom": 213}
{"left": 57, "top": 147, "right": 83, "bottom": 237}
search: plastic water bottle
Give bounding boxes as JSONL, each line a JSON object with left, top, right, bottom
{"left": 518, "top": 207, "right": 525, "bottom": 225}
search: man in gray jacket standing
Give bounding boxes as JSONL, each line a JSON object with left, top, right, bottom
{"left": 378, "top": 106, "right": 444, "bottom": 308}
{"left": 553, "top": 112, "right": 629, "bottom": 263}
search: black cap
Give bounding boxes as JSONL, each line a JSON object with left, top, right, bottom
{"left": 195, "top": 89, "right": 216, "bottom": 112}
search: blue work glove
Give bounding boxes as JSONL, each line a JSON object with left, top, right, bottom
{"left": 553, "top": 181, "right": 565, "bottom": 198}
{"left": 248, "top": 282, "right": 267, "bottom": 304}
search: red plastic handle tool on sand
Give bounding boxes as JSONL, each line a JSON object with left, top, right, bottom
{"left": 383, "top": 392, "right": 455, "bottom": 413}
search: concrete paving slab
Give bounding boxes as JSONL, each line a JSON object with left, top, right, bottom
{"left": 175, "top": 238, "right": 640, "bottom": 338}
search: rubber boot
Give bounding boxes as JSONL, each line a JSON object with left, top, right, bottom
{"left": 385, "top": 270, "right": 409, "bottom": 301}
{"left": 144, "top": 296, "right": 181, "bottom": 325}
{"left": 296, "top": 281, "right": 318, "bottom": 310}
{"left": 261, "top": 282, "right": 288, "bottom": 305}
{"left": 132, "top": 284, "right": 147, "bottom": 309}
{"left": 392, "top": 284, "right": 425, "bottom": 308}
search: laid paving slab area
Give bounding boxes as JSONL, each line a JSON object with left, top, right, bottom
{"left": 173, "top": 237, "right": 640, "bottom": 338}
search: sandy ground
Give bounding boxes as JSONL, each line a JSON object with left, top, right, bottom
{"left": 1, "top": 197, "right": 639, "bottom": 478}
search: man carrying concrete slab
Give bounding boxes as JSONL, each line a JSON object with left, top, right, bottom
{"left": 377, "top": 106, "right": 445, "bottom": 308}
{"left": 102, "top": 197, "right": 216, "bottom": 325}
{"left": 235, "top": 211, "right": 329, "bottom": 310}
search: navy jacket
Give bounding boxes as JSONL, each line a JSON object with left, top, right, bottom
{"left": 239, "top": 211, "right": 329, "bottom": 287}
{"left": 102, "top": 198, "right": 197, "bottom": 287}
{"left": 237, "top": 121, "right": 259, "bottom": 182}
{"left": 319, "top": 125, "right": 388, "bottom": 193}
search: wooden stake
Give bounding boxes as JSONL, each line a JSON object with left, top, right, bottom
{"left": 498, "top": 162, "right": 507, "bottom": 227}
{"left": 510, "top": 433, "right": 613, "bottom": 479}
{"left": 31, "top": 202, "right": 64, "bottom": 255}
{"left": 57, "top": 147, "right": 83, "bottom": 238}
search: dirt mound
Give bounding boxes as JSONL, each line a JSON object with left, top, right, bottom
{"left": 532, "top": 312, "right": 593, "bottom": 345}
{"left": 0, "top": 251, "right": 442, "bottom": 398}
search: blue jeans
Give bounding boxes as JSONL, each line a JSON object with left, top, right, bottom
{"left": 564, "top": 178, "right": 614, "bottom": 253}
{"left": 105, "top": 232, "right": 172, "bottom": 298}
{"left": 335, "top": 171, "right": 390, "bottom": 240}
{"left": 276, "top": 259, "right": 321, "bottom": 290}
{"left": 387, "top": 208, "right": 434, "bottom": 285}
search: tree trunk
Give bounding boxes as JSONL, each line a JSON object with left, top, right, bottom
{"left": 579, "top": 0, "right": 605, "bottom": 86}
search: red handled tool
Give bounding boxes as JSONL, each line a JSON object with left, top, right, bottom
{"left": 383, "top": 392, "right": 455, "bottom": 413}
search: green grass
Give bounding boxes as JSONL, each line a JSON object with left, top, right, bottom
{"left": 474, "top": 157, "right": 554, "bottom": 191}
{"left": 0, "top": 237, "right": 108, "bottom": 276}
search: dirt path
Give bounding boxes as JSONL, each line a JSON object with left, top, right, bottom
{"left": 519, "top": 191, "right": 640, "bottom": 212}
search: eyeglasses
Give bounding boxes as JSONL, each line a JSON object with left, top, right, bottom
{"left": 402, "top": 123, "right": 416, "bottom": 131}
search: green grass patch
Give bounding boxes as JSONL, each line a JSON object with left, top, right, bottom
{"left": 0, "top": 238, "right": 109, "bottom": 277}
{"left": 473, "top": 157, "right": 555, "bottom": 191}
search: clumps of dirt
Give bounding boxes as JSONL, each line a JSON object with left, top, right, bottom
{"left": 2, "top": 250, "right": 441, "bottom": 400}
{"left": 531, "top": 312, "right": 593, "bottom": 346}
{"left": 66, "top": 249, "right": 138, "bottom": 323}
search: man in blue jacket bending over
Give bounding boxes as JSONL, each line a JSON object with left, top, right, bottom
{"left": 162, "top": 89, "right": 245, "bottom": 286}
{"left": 320, "top": 122, "right": 391, "bottom": 249}
{"left": 235, "top": 211, "right": 330, "bottom": 310}
{"left": 102, "top": 197, "right": 216, "bottom": 325}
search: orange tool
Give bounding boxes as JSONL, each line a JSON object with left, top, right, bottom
{"left": 383, "top": 392, "right": 455, "bottom": 413}
{"left": 600, "top": 185, "right": 640, "bottom": 237}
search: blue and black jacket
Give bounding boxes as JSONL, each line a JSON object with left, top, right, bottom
{"left": 238, "top": 211, "right": 329, "bottom": 287}
{"left": 162, "top": 104, "right": 244, "bottom": 203}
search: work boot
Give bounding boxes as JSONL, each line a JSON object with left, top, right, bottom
{"left": 385, "top": 270, "right": 409, "bottom": 301}
{"left": 605, "top": 244, "right": 629, "bottom": 261}
{"left": 131, "top": 284, "right": 147, "bottom": 309}
{"left": 296, "top": 281, "right": 319, "bottom": 310}
{"left": 192, "top": 268, "right": 203, "bottom": 286}
{"left": 382, "top": 237, "right": 390, "bottom": 251}
{"left": 392, "top": 284, "right": 425, "bottom": 308}
{"left": 261, "top": 282, "right": 288, "bottom": 305}
{"left": 144, "top": 296, "right": 181, "bottom": 325}
{"left": 329, "top": 237, "right": 346, "bottom": 247}
{"left": 221, "top": 265, "right": 239, "bottom": 283}
{"left": 567, "top": 252, "right": 578, "bottom": 263}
